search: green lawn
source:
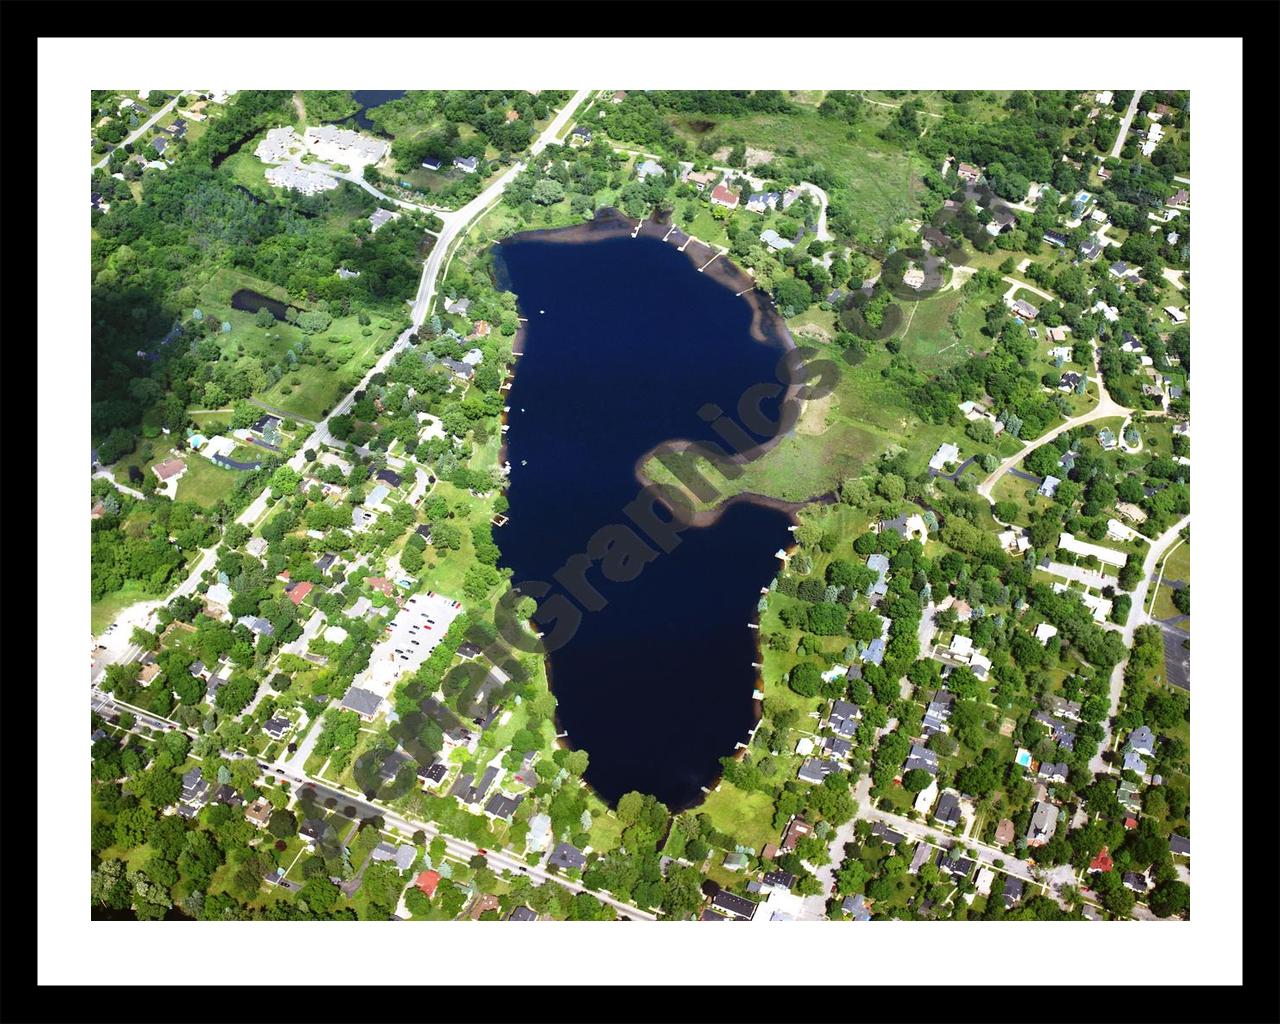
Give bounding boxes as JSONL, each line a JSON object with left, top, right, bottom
{"left": 699, "top": 781, "right": 778, "bottom": 852}
{"left": 174, "top": 455, "right": 242, "bottom": 508}
{"left": 665, "top": 105, "right": 928, "bottom": 238}
{"left": 92, "top": 581, "right": 154, "bottom": 634}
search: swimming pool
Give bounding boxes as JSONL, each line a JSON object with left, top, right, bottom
{"left": 188, "top": 433, "right": 207, "bottom": 449}
{"left": 1015, "top": 748, "right": 1033, "bottom": 767}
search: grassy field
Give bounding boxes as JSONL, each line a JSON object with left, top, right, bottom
{"left": 698, "top": 781, "right": 778, "bottom": 853}
{"left": 665, "top": 105, "right": 928, "bottom": 238}
{"left": 641, "top": 330, "right": 1007, "bottom": 511}
{"left": 91, "top": 581, "right": 154, "bottom": 634}
{"left": 191, "top": 268, "right": 399, "bottom": 421}
{"left": 895, "top": 288, "right": 970, "bottom": 373}
{"left": 174, "top": 455, "right": 243, "bottom": 507}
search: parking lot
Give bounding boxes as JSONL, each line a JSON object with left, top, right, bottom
{"left": 357, "top": 591, "right": 464, "bottom": 695}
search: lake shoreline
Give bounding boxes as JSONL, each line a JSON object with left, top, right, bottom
{"left": 487, "top": 208, "right": 820, "bottom": 811}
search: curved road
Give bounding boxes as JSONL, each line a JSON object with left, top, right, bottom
{"left": 977, "top": 347, "right": 1130, "bottom": 499}
{"left": 94, "top": 88, "right": 592, "bottom": 648}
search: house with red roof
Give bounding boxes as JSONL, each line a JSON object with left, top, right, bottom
{"left": 469, "top": 319, "right": 491, "bottom": 338}
{"left": 286, "top": 580, "right": 313, "bottom": 606}
{"left": 415, "top": 870, "right": 441, "bottom": 897}
{"left": 365, "top": 576, "right": 395, "bottom": 598}
{"left": 1089, "top": 846, "right": 1114, "bottom": 872}
{"left": 1123, "top": 816, "right": 1139, "bottom": 830}
{"left": 709, "top": 182, "right": 740, "bottom": 210}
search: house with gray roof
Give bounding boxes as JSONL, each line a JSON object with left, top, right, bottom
{"left": 181, "top": 767, "right": 209, "bottom": 806}
{"left": 339, "top": 686, "right": 382, "bottom": 720}
{"left": 827, "top": 698, "right": 861, "bottom": 738}
{"left": 904, "top": 743, "right": 938, "bottom": 776}
{"left": 549, "top": 842, "right": 587, "bottom": 872}
{"left": 1002, "top": 874, "right": 1025, "bottom": 909}
{"left": 933, "top": 791, "right": 963, "bottom": 829}
{"left": 453, "top": 155, "right": 479, "bottom": 174}
{"left": 263, "top": 716, "right": 291, "bottom": 740}
{"left": 759, "top": 228, "right": 793, "bottom": 252}
{"left": 797, "top": 758, "right": 840, "bottom": 784}
{"left": 1168, "top": 834, "right": 1190, "bottom": 857}
{"left": 1025, "top": 800, "right": 1058, "bottom": 847}
{"left": 872, "top": 823, "right": 906, "bottom": 846}
{"left": 237, "top": 615, "right": 275, "bottom": 637}
{"left": 709, "top": 890, "right": 757, "bottom": 920}
{"left": 484, "top": 792, "right": 524, "bottom": 820}
{"left": 635, "top": 159, "right": 665, "bottom": 180}
{"left": 1127, "top": 725, "right": 1155, "bottom": 757}
{"left": 842, "top": 893, "right": 872, "bottom": 921}
{"left": 907, "top": 842, "right": 933, "bottom": 875}
{"left": 866, "top": 553, "right": 890, "bottom": 598}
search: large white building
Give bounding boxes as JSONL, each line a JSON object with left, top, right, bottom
{"left": 255, "top": 126, "right": 300, "bottom": 163}
{"left": 266, "top": 164, "right": 339, "bottom": 196}
{"left": 303, "top": 125, "right": 388, "bottom": 167}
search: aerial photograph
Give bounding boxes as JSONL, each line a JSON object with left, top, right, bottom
{"left": 88, "top": 85, "right": 1193, "bottom": 924}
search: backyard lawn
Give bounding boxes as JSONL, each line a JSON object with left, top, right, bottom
{"left": 174, "top": 455, "right": 243, "bottom": 508}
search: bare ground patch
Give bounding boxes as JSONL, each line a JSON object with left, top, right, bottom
{"left": 797, "top": 391, "right": 837, "bottom": 436}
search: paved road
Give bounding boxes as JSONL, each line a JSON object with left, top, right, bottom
{"left": 1001, "top": 275, "right": 1058, "bottom": 303}
{"left": 977, "top": 346, "right": 1130, "bottom": 500}
{"left": 92, "top": 92, "right": 186, "bottom": 171}
{"left": 1043, "top": 561, "right": 1119, "bottom": 591}
{"left": 1088, "top": 513, "right": 1191, "bottom": 774}
{"left": 92, "top": 89, "right": 591, "bottom": 650}
{"left": 92, "top": 467, "right": 145, "bottom": 500}
{"left": 1110, "top": 90, "right": 1145, "bottom": 159}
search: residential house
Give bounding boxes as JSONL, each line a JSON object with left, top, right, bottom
{"left": 484, "top": 792, "right": 524, "bottom": 820}
{"left": 569, "top": 126, "right": 592, "bottom": 145}
{"left": 1127, "top": 725, "right": 1156, "bottom": 757}
{"left": 635, "top": 159, "right": 665, "bottom": 181}
{"left": 956, "top": 161, "right": 981, "bottom": 183}
{"left": 871, "top": 823, "right": 906, "bottom": 847}
{"left": 907, "top": 842, "right": 933, "bottom": 875}
{"left": 745, "top": 190, "right": 781, "bottom": 213}
{"left": 549, "top": 842, "right": 587, "bottom": 872}
{"left": 1097, "top": 427, "right": 1118, "bottom": 451}
{"left": 904, "top": 743, "right": 938, "bottom": 777}
{"left": 1001, "top": 874, "right": 1025, "bottom": 909}
{"left": 710, "top": 891, "right": 757, "bottom": 921}
{"left": 1010, "top": 299, "right": 1039, "bottom": 321}
{"left": 415, "top": 870, "right": 441, "bottom": 897}
{"left": 369, "top": 208, "right": 400, "bottom": 232}
{"left": 994, "top": 819, "right": 1016, "bottom": 846}
{"left": 842, "top": 893, "right": 872, "bottom": 921}
{"left": 686, "top": 169, "right": 718, "bottom": 191}
{"left": 420, "top": 156, "right": 443, "bottom": 171}
{"left": 1169, "top": 834, "right": 1190, "bottom": 857}
{"left": 244, "top": 797, "right": 273, "bottom": 829}
{"left": 933, "top": 791, "right": 963, "bottom": 829}
{"left": 722, "top": 852, "right": 749, "bottom": 871}
{"left": 709, "top": 182, "right": 740, "bottom": 210}
{"left": 263, "top": 717, "right": 291, "bottom": 741}
{"left": 1038, "top": 475, "right": 1061, "bottom": 498}
{"left": 339, "top": 686, "right": 382, "bottom": 720}
{"left": 1037, "top": 761, "right": 1069, "bottom": 784}
{"left": 797, "top": 758, "right": 840, "bottom": 784}
{"left": 780, "top": 817, "right": 813, "bottom": 853}
{"left": 759, "top": 228, "right": 793, "bottom": 252}
{"left": 1025, "top": 801, "right": 1058, "bottom": 847}
{"left": 237, "top": 615, "right": 275, "bottom": 637}
{"left": 827, "top": 698, "right": 861, "bottom": 738}
{"left": 453, "top": 156, "right": 479, "bottom": 174}
{"left": 928, "top": 441, "right": 961, "bottom": 472}
{"left": 922, "top": 690, "right": 955, "bottom": 736}
{"left": 879, "top": 511, "right": 929, "bottom": 542}
{"left": 508, "top": 905, "right": 539, "bottom": 921}
{"left": 865, "top": 553, "right": 890, "bottom": 598}
{"left": 1043, "top": 230, "right": 1069, "bottom": 248}
{"left": 1123, "top": 872, "right": 1150, "bottom": 894}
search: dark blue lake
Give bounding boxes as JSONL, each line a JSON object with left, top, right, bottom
{"left": 494, "top": 214, "right": 797, "bottom": 809}
{"left": 350, "top": 90, "right": 406, "bottom": 132}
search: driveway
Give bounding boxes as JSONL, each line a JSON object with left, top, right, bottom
{"left": 1110, "top": 90, "right": 1145, "bottom": 159}
{"left": 1042, "top": 561, "right": 1119, "bottom": 591}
